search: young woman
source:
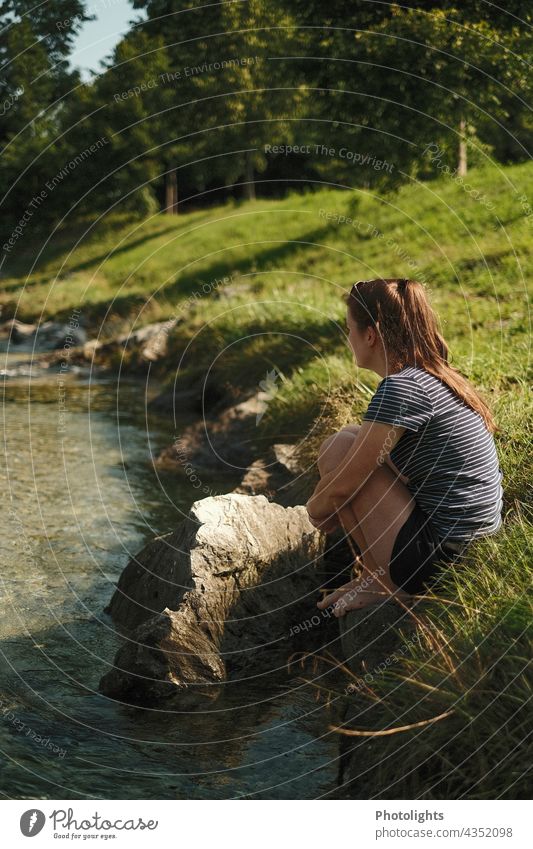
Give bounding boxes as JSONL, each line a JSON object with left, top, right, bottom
{"left": 306, "top": 278, "right": 503, "bottom": 614}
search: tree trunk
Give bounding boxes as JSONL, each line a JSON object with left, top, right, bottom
{"left": 165, "top": 168, "right": 178, "bottom": 214}
{"left": 243, "top": 150, "right": 256, "bottom": 200}
{"left": 458, "top": 118, "right": 467, "bottom": 176}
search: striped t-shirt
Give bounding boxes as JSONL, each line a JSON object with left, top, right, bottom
{"left": 362, "top": 365, "right": 503, "bottom": 541}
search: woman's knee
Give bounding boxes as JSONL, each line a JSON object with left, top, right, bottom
{"left": 317, "top": 430, "right": 357, "bottom": 476}
{"left": 339, "top": 424, "right": 361, "bottom": 437}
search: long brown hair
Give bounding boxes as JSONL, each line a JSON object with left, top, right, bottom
{"left": 345, "top": 278, "right": 497, "bottom": 433}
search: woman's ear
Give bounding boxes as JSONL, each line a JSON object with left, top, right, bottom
{"left": 367, "top": 323, "right": 379, "bottom": 346}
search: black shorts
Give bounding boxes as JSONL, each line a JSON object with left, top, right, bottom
{"left": 389, "top": 503, "right": 470, "bottom": 595}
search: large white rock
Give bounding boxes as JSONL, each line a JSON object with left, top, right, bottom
{"left": 99, "top": 493, "right": 325, "bottom": 704}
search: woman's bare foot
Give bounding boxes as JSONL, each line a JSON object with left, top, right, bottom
{"left": 317, "top": 577, "right": 411, "bottom": 616}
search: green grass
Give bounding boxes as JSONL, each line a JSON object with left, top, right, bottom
{"left": 3, "top": 159, "right": 532, "bottom": 798}
{"left": 334, "top": 513, "right": 532, "bottom": 799}
{"left": 3, "top": 161, "right": 529, "bottom": 445}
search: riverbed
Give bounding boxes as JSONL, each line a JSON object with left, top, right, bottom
{"left": 0, "top": 352, "right": 339, "bottom": 799}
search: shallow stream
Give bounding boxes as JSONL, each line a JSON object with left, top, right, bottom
{"left": 0, "top": 352, "right": 339, "bottom": 799}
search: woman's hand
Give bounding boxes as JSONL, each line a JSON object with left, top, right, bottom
{"left": 306, "top": 486, "right": 339, "bottom": 532}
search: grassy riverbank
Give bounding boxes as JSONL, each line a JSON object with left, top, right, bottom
{"left": 3, "top": 160, "right": 531, "bottom": 798}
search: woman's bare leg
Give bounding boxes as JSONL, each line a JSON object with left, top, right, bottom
{"left": 316, "top": 428, "right": 415, "bottom": 613}
{"left": 336, "top": 424, "right": 410, "bottom": 484}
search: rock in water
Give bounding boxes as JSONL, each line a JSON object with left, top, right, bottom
{"left": 0, "top": 318, "right": 87, "bottom": 351}
{"left": 99, "top": 493, "right": 325, "bottom": 704}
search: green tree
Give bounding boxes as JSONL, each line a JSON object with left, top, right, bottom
{"left": 216, "top": 0, "right": 306, "bottom": 200}
{"left": 0, "top": 1, "right": 91, "bottom": 236}
{"left": 96, "top": 0, "right": 304, "bottom": 212}
{"left": 124, "top": 0, "right": 227, "bottom": 212}
{"left": 290, "top": 1, "right": 533, "bottom": 182}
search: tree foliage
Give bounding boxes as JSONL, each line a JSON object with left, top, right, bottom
{"left": 1, "top": 0, "right": 532, "bottom": 237}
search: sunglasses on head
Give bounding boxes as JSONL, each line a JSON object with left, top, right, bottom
{"left": 350, "top": 278, "right": 408, "bottom": 293}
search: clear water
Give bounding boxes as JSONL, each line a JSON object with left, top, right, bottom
{"left": 0, "top": 353, "right": 339, "bottom": 799}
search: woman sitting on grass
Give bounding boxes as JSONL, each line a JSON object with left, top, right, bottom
{"left": 306, "top": 278, "right": 503, "bottom": 614}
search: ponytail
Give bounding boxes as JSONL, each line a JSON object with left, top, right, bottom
{"left": 346, "top": 278, "right": 497, "bottom": 433}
